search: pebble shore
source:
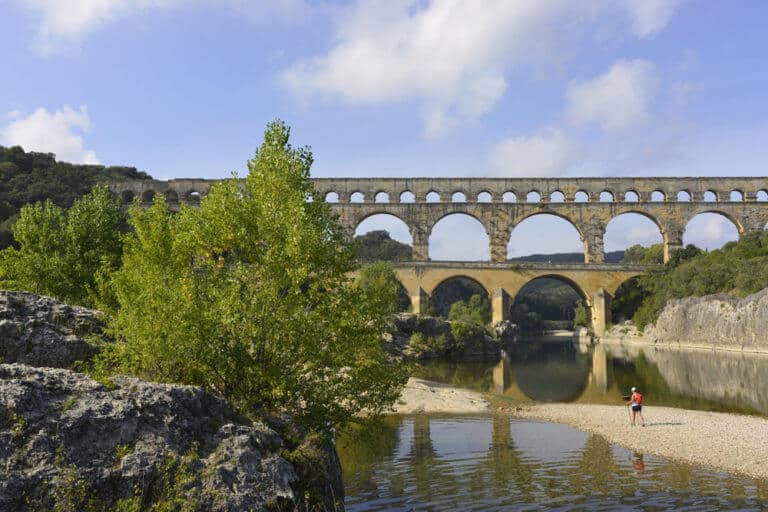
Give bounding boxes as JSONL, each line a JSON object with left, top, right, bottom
{"left": 392, "top": 378, "right": 768, "bottom": 480}
{"left": 514, "top": 403, "right": 768, "bottom": 480}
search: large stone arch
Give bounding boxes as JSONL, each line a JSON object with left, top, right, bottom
{"left": 428, "top": 211, "right": 491, "bottom": 262}
{"left": 686, "top": 208, "right": 744, "bottom": 233}
{"left": 509, "top": 211, "right": 587, "bottom": 263}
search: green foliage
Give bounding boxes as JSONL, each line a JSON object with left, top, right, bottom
{"left": 627, "top": 233, "right": 768, "bottom": 330}
{"left": 354, "top": 230, "right": 412, "bottom": 262}
{"left": 98, "top": 121, "right": 408, "bottom": 433}
{"left": 572, "top": 301, "right": 589, "bottom": 328}
{"left": 621, "top": 243, "right": 664, "bottom": 265}
{"left": 510, "top": 278, "right": 583, "bottom": 333}
{"left": 356, "top": 261, "right": 409, "bottom": 312}
{"left": 429, "top": 277, "right": 487, "bottom": 318}
{"left": 0, "top": 145, "right": 150, "bottom": 249}
{"left": 0, "top": 185, "right": 124, "bottom": 306}
{"left": 408, "top": 333, "right": 448, "bottom": 358}
{"left": 447, "top": 293, "right": 490, "bottom": 325}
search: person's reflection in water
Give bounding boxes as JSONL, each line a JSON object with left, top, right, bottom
{"left": 632, "top": 452, "right": 645, "bottom": 473}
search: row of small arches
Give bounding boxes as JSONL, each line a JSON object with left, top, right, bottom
{"left": 325, "top": 189, "right": 768, "bottom": 204}
{"left": 118, "top": 188, "right": 768, "bottom": 205}
{"left": 120, "top": 189, "right": 204, "bottom": 204}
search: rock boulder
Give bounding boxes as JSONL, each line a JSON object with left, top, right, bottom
{"left": 0, "top": 291, "right": 106, "bottom": 369}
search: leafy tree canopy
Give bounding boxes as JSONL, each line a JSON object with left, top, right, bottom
{"left": 0, "top": 185, "right": 124, "bottom": 306}
{"left": 98, "top": 121, "right": 408, "bottom": 433}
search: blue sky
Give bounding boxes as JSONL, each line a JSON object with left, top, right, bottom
{"left": 1, "top": 0, "right": 766, "bottom": 258}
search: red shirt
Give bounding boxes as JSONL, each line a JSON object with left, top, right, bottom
{"left": 631, "top": 392, "right": 643, "bottom": 405}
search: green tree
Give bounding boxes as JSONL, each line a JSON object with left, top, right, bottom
{"left": 0, "top": 185, "right": 123, "bottom": 306}
{"left": 448, "top": 293, "right": 490, "bottom": 325}
{"left": 621, "top": 243, "right": 664, "bottom": 265}
{"left": 99, "top": 121, "right": 408, "bottom": 433}
{"left": 357, "top": 261, "right": 410, "bottom": 312}
{"left": 573, "top": 301, "right": 589, "bottom": 328}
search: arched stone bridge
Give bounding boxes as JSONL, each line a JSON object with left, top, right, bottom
{"left": 109, "top": 176, "right": 768, "bottom": 335}
{"left": 391, "top": 261, "right": 643, "bottom": 336}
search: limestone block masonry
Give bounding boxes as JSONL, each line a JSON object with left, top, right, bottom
{"left": 109, "top": 176, "right": 768, "bottom": 336}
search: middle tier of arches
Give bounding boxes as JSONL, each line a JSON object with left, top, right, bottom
{"left": 337, "top": 202, "right": 768, "bottom": 264}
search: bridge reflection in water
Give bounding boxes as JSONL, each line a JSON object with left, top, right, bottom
{"left": 419, "top": 340, "right": 768, "bottom": 415}
{"left": 342, "top": 342, "right": 768, "bottom": 509}
{"left": 340, "top": 411, "right": 768, "bottom": 510}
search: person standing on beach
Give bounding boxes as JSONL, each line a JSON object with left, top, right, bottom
{"left": 628, "top": 386, "right": 645, "bottom": 426}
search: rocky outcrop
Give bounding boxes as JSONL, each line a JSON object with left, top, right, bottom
{"left": 646, "top": 288, "right": 768, "bottom": 349}
{"left": 0, "top": 364, "right": 343, "bottom": 511}
{"left": 385, "top": 313, "right": 504, "bottom": 360}
{"left": 0, "top": 291, "right": 106, "bottom": 369}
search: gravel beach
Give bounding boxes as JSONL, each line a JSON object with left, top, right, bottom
{"left": 392, "top": 378, "right": 768, "bottom": 480}
{"left": 516, "top": 403, "right": 768, "bottom": 480}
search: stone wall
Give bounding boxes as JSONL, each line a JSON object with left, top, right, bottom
{"left": 109, "top": 176, "right": 768, "bottom": 265}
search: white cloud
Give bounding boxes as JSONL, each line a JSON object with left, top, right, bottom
{"left": 16, "top": 0, "right": 309, "bottom": 55}
{"left": 683, "top": 214, "right": 740, "bottom": 251}
{"left": 624, "top": 0, "right": 685, "bottom": 38}
{"left": 565, "top": 59, "right": 660, "bottom": 132}
{"left": 282, "top": 1, "right": 683, "bottom": 137}
{"left": 489, "top": 128, "right": 579, "bottom": 176}
{"left": 1, "top": 106, "right": 99, "bottom": 164}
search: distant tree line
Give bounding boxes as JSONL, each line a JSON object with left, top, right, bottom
{"left": 0, "top": 145, "right": 151, "bottom": 249}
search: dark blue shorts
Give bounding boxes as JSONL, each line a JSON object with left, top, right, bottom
{"left": 632, "top": 405, "right": 642, "bottom": 412}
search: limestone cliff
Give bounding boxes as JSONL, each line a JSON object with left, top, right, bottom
{"left": 645, "top": 288, "right": 768, "bottom": 349}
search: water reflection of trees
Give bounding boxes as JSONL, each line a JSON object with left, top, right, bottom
{"left": 340, "top": 413, "right": 768, "bottom": 509}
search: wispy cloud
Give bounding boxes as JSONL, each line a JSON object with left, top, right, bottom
{"left": 1, "top": 106, "right": 99, "bottom": 164}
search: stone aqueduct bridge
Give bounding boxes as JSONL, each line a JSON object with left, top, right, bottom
{"left": 109, "top": 177, "right": 768, "bottom": 335}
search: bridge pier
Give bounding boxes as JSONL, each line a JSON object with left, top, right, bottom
{"left": 491, "top": 288, "right": 512, "bottom": 324}
{"left": 411, "top": 228, "right": 429, "bottom": 261}
{"left": 591, "top": 288, "right": 610, "bottom": 337}
{"left": 409, "top": 287, "right": 430, "bottom": 315}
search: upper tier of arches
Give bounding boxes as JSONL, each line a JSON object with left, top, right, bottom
{"left": 110, "top": 177, "right": 768, "bottom": 207}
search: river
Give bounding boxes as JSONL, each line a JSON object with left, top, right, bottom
{"left": 338, "top": 340, "right": 768, "bottom": 510}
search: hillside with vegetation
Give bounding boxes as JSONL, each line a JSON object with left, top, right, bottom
{"left": 613, "top": 233, "right": 768, "bottom": 329}
{"left": 0, "top": 145, "right": 151, "bottom": 249}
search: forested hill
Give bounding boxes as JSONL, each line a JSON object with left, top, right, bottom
{"left": 0, "top": 145, "right": 152, "bottom": 248}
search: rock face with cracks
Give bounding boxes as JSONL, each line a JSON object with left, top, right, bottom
{"left": 0, "top": 290, "right": 105, "bottom": 369}
{"left": 0, "top": 364, "right": 343, "bottom": 511}
{"left": 646, "top": 288, "right": 768, "bottom": 349}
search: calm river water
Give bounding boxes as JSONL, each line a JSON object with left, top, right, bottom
{"left": 339, "top": 340, "right": 768, "bottom": 510}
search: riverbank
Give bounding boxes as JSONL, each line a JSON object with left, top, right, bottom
{"left": 600, "top": 329, "right": 768, "bottom": 355}
{"left": 392, "top": 378, "right": 768, "bottom": 480}
{"left": 514, "top": 403, "right": 768, "bottom": 480}
{"left": 391, "top": 377, "right": 490, "bottom": 414}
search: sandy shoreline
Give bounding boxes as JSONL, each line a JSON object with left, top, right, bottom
{"left": 391, "top": 378, "right": 768, "bottom": 480}
{"left": 390, "top": 377, "right": 490, "bottom": 414}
